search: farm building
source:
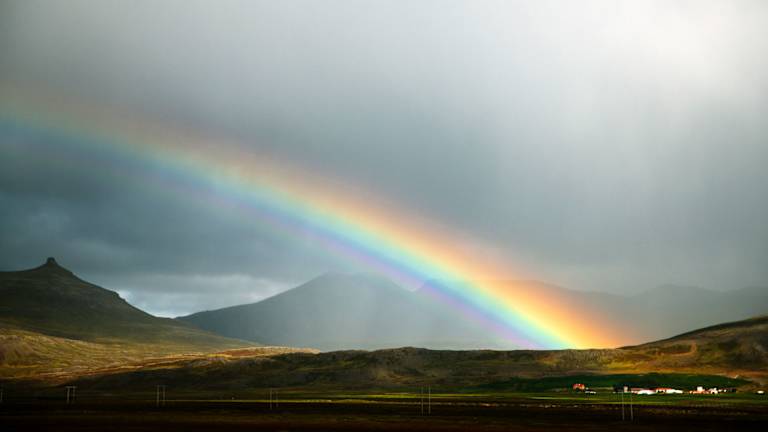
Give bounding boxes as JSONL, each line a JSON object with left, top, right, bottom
{"left": 655, "top": 387, "right": 684, "bottom": 394}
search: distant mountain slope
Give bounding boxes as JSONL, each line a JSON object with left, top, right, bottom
{"left": 180, "top": 273, "right": 504, "bottom": 351}
{"left": 623, "top": 285, "right": 768, "bottom": 341}
{"left": 625, "top": 315, "right": 768, "bottom": 373}
{"left": 180, "top": 273, "right": 767, "bottom": 350}
{"left": 0, "top": 258, "right": 251, "bottom": 377}
{"left": 67, "top": 315, "right": 768, "bottom": 392}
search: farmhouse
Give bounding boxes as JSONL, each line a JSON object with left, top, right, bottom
{"left": 690, "top": 386, "right": 723, "bottom": 395}
{"left": 655, "top": 387, "right": 684, "bottom": 394}
{"left": 612, "top": 385, "right": 685, "bottom": 395}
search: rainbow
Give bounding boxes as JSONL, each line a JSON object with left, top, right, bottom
{"left": 0, "top": 83, "right": 622, "bottom": 349}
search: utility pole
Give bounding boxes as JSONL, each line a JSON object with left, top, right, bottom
{"left": 428, "top": 386, "right": 431, "bottom": 415}
{"left": 156, "top": 385, "right": 166, "bottom": 407}
{"left": 269, "top": 388, "right": 273, "bottom": 410}
{"left": 621, "top": 390, "right": 625, "bottom": 421}
{"left": 420, "top": 387, "right": 424, "bottom": 415}
{"left": 629, "top": 390, "right": 634, "bottom": 421}
{"left": 65, "top": 386, "right": 76, "bottom": 404}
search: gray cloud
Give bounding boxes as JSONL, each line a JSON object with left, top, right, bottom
{"left": 1, "top": 0, "right": 767, "bottom": 315}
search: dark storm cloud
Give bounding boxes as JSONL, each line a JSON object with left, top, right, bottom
{"left": 0, "top": 130, "right": 350, "bottom": 309}
{"left": 1, "top": 0, "right": 767, "bottom": 315}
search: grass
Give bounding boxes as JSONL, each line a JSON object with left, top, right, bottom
{"left": 3, "top": 381, "right": 766, "bottom": 431}
{"left": 0, "top": 328, "right": 312, "bottom": 381}
{"left": 80, "top": 386, "right": 765, "bottom": 407}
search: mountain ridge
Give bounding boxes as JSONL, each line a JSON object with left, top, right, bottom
{"left": 181, "top": 272, "right": 504, "bottom": 350}
{"left": 180, "top": 273, "right": 767, "bottom": 350}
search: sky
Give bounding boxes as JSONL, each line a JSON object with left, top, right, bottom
{"left": 1, "top": 0, "right": 767, "bottom": 317}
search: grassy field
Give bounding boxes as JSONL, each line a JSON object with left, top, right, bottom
{"left": 1, "top": 389, "right": 766, "bottom": 431}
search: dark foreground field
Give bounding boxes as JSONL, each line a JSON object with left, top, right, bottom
{"left": 2, "top": 391, "right": 767, "bottom": 431}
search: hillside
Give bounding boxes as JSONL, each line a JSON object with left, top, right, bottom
{"left": 0, "top": 258, "right": 252, "bottom": 377}
{"left": 625, "top": 285, "right": 768, "bottom": 340}
{"left": 180, "top": 274, "right": 768, "bottom": 350}
{"left": 624, "top": 315, "right": 768, "bottom": 374}
{"left": 63, "top": 315, "right": 768, "bottom": 392}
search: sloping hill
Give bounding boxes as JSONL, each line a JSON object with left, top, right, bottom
{"left": 0, "top": 258, "right": 251, "bottom": 377}
{"left": 65, "top": 315, "right": 768, "bottom": 392}
{"left": 622, "top": 315, "right": 768, "bottom": 374}
{"left": 623, "top": 285, "right": 768, "bottom": 341}
{"left": 180, "top": 273, "right": 504, "bottom": 351}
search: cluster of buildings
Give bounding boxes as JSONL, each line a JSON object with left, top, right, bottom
{"left": 688, "top": 386, "right": 737, "bottom": 395}
{"left": 636, "top": 387, "right": 684, "bottom": 395}
{"left": 609, "top": 385, "right": 685, "bottom": 395}
{"left": 572, "top": 383, "right": 736, "bottom": 395}
{"left": 613, "top": 386, "right": 736, "bottom": 395}
{"left": 571, "top": 383, "right": 596, "bottom": 394}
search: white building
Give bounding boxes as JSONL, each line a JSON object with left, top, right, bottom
{"left": 656, "top": 388, "right": 683, "bottom": 394}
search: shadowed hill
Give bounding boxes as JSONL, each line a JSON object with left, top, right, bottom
{"left": 0, "top": 258, "right": 252, "bottom": 377}
{"left": 180, "top": 273, "right": 508, "bottom": 351}
{"left": 0, "top": 258, "right": 246, "bottom": 347}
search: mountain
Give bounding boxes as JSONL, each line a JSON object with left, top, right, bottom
{"left": 0, "top": 258, "right": 251, "bottom": 377}
{"left": 179, "top": 274, "right": 768, "bottom": 350}
{"left": 180, "top": 273, "right": 506, "bottom": 351}
{"left": 65, "top": 315, "right": 768, "bottom": 392}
